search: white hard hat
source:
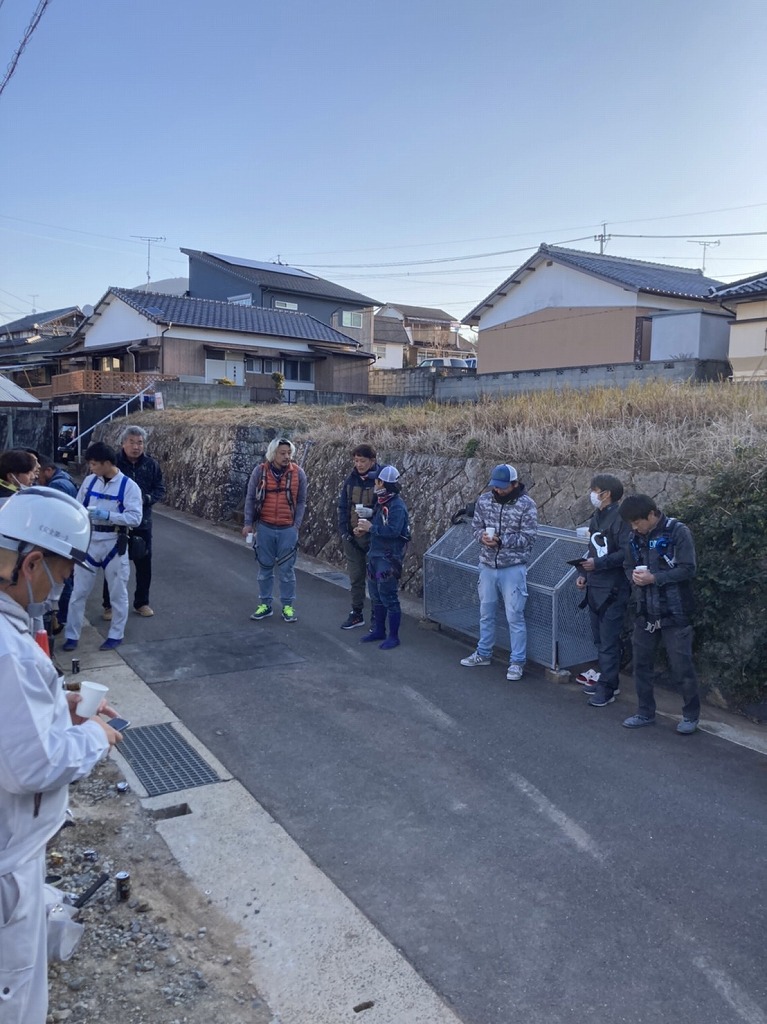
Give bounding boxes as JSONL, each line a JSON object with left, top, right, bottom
{"left": 0, "top": 486, "right": 92, "bottom": 566}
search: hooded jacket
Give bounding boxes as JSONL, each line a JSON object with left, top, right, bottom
{"left": 116, "top": 449, "right": 165, "bottom": 529}
{"left": 472, "top": 485, "right": 538, "bottom": 569}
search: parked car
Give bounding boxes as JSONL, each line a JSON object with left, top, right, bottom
{"left": 418, "top": 357, "right": 470, "bottom": 370}
{"left": 465, "top": 357, "right": 477, "bottom": 369}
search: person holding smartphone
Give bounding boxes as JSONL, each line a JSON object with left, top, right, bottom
{"left": 575, "top": 474, "right": 632, "bottom": 707}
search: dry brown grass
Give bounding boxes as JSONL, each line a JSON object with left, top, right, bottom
{"left": 151, "top": 381, "right": 767, "bottom": 472}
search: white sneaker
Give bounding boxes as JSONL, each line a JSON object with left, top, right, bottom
{"left": 506, "top": 664, "right": 524, "bottom": 681}
{"left": 460, "top": 652, "right": 491, "bottom": 667}
{"left": 576, "top": 668, "right": 600, "bottom": 685}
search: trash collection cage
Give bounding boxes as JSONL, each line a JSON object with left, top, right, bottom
{"left": 423, "top": 523, "right": 598, "bottom": 669}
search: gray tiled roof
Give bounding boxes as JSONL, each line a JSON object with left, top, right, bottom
{"left": 181, "top": 249, "right": 380, "bottom": 306}
{"left": 0, "top": 307, "right": 80, "bottom": 336}
{"left": 385, "top": 303, "right": 454, "bottom": 322}
{"left": 465, "top": 244, "right": 724, "bottom": 322}
{"left": 107, "top": 290, "right": 360, "bottom": 347}
{"left": 710, "top": 272, "right": 767, "bottom": 300}
{"left": 374, "top": 315, "right": 410, "bottom": 345}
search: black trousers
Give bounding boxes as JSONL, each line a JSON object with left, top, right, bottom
{"left": 103, "top": 527, "right": 153, "bottom": 610}
{"left": 632, "top": 620, "right": 700, "bottom": 721}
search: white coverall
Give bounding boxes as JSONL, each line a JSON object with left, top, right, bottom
{"left": 0, "top": 591, "right": 108, "bottom": 1024}
{"left": 65, "top": 471, "right": 142, "bottom": 643}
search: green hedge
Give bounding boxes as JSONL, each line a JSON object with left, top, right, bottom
{"left": 671, "top": 447, "right": 767, "bottom": 706}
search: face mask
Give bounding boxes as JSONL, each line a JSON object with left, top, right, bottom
{"left": 10, "top": 475, "right": 29, "bottom": 492}
{"left": 26, "top": 558, "right": 61, "bottom": 619}
{"left": 589, "top": 491, "right": 602, "bottom": 508}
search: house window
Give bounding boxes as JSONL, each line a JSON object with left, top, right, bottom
{"left": 342, "top": 311, "right": 363, "bottom": 329}
{"left": 100, "top": 355, "right": 121, "bottom": 372}
{"left": 283, "top": 359, "right": 313, "bottom": 383}
{"left": 245, "top": 357, "right": 281, "bottom": 374}
{"left": 374, "top": 345, "right": 387, "bottom": 361}
{"left": 228, "top": 293, "right": 252, "bottom": 306}
{"left": 274, "top": 300, "right": 298, "bottom": 311}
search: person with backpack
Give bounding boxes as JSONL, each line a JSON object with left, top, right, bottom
{"left": 62, "top": 442, "right": 142, "bottom": 653}
{"left": 460, "top": 464, "right": 538, "bottom": 681}
{"left": 574, "top": 474, "right": 632, "bottom": 708}
{"left": 354, "top": 465, "right": 409, "bottom": 650}
{"left": 242, "top": 437, "right": 307, "bottom": 623}
{"left": 102, "top": 425, "right": 166, "bottom": 620}
{"left": 619, "top": 494, "right": 701, "bottom": 734}
{"left": 337, "top": 443, "right": 381, "bottom": 630}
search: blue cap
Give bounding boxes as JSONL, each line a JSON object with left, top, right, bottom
{"left": 489, "top": 464, "right": 518, "bottom": 488}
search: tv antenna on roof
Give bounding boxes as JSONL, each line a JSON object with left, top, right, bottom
{"left": 132, "top": 235, "right": 166, "bottom": 286}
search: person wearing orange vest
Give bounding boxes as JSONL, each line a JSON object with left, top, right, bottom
{"left": 242, "top": 437, "right": 307, "bottom": 623}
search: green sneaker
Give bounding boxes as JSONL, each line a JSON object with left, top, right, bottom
{"left": 250, "top": 603, "right": 273, "bottom": 621}
{"left": 282, "top": 604, "right": 297, "bottom": 623}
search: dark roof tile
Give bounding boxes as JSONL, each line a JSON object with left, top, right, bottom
{"left": 105, "top": 289, "right": 360, "bottom": 347}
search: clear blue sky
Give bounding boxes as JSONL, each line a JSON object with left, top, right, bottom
{"left": 1, "top": 0, "right": 766, "bottom": 322}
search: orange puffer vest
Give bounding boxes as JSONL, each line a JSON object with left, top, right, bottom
{"left": 258, "top": 462, "right": 300, "bottom": 526}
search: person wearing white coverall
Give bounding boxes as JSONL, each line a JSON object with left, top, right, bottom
{"left": 63, "top": 441, "right": 142, "bottom": 652}
{"left": 0, "top": 487, "right": 122, "bottom": 1024}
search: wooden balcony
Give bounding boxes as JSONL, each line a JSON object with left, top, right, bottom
{"left": 25, "top": 371, "right": 177, "bottom": 400}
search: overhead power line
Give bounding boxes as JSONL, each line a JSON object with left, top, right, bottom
{"left": 0, "top": 0, "right": 54, "bottom": 101}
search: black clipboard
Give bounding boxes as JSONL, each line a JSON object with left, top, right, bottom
{"left": 566, "top": 557, "right": 587, "bottom": 568}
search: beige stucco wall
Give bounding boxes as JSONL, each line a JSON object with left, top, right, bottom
{"left": 477, "top": 306, "right": 648, "bottom": 372}
{"left": 729, "top": 299, "right": 767, "bottom": 379}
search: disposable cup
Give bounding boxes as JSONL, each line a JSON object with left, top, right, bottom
{"left": 576, "top": 526, "right": 590, "bottom": 539}
{"left": 634, "top": 565, "right": 648, "bottom": 573}
{"left": 77, "top": 681, "right": 109, "bottom": 718}
{"left": 485, "top": 527, "right": 496, "bottom": 539}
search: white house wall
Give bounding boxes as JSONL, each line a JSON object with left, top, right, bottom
{"left": 82, "top": 298, "right": 155, "bottom": 349}
{"left": 479, "top": 262, "right": 635, "bottom": 329}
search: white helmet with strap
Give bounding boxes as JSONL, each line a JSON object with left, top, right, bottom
{"left": 0, "top": 486, "right": 91, "bottom": 566}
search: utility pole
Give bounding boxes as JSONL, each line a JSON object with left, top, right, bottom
{"left": 688, "top": 239, "right": 720, "bottom": 274}
{"left": 29, "top": 294, "right": 38, "bottom": 313}
{"left": 594, "top": 222, "right": 611, "bottom": 254}
{"left": 132, "top": 235, "right": 166, "bottom": 286}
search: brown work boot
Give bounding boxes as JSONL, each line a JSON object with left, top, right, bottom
{"left": 102, "top": 608, "right": 112, "bottom": 621}
{"left": 134, "top": 605, "right": 154, "bottom": 617}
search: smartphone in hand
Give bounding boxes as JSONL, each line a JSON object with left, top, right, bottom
{"left": 106, "top": 717, "right": 130, "bottom": 731}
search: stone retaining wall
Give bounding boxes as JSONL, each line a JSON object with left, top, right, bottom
{"left": 99, "top": 420, "right": 706, "bottom": 597}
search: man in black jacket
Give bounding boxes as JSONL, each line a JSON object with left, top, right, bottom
{"left": 575, "top": 474, "right": 632, "bottom": 708}
{"left": 619, "top": 494, "right": 700, "bottom": 734}
{"left": 337, "top": 444, "right": 381, "bottom": 629}
{"left": 103, "top": 426, "right": 165, "bottom": 619}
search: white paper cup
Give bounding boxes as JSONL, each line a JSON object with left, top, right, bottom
{"left": 485, "top": 527, "right": 496, "bottom": 539}
{"left": 77, "top": 681, "right": 109, "bottom": 718}
{"left": 634, "top": 565, "right": 648, "bottom": 573}
{"left": 576, "top": 526, "right": 590, "bottom": 539}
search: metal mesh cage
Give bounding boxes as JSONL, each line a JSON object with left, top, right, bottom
{"left": 424, "top": 523, "right": 598, "bottom": 669}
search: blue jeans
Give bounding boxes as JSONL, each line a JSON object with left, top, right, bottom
{"left": 367, "top": 555, "right": 400, "bottom": 615}
{"left": 477, "top": 564, "right": 528, "bottom": 664}
{"left": 632, "top": 620, "right": 700, "bottom": 720}
{"left": 255, "top": 523, "right": 298, "bottom": 605}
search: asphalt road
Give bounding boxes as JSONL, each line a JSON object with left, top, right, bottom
{"left": 85, "top": 512, "right": 767, "bottom": 1024}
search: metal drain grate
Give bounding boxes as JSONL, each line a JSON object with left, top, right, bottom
{"left": 117, "top": 723, "right": 221, "bottom": 797}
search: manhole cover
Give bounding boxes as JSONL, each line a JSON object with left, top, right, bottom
{"left": 118, "top": 723, "right": 220, "bottom": 797}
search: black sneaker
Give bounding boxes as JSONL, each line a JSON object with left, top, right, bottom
{"left": 341, "top": 610, "right": 365, "bottom": 630}
{"left": 583, "top": 682, "right": 620, "bottom": 696}
{"left": 588, "top": 688, "right": 616, "bottom": 707}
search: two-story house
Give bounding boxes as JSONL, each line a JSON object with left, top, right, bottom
{"left": 182, "top": 249, "right": 380, "bottom": 349}
{"left": 374, "top": 303, "right": 466, "bottom": 368}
